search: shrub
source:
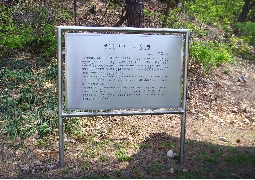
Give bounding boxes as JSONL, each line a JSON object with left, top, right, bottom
{"left": 190, "top": 40, "right": 232, "bottom": 71}
{"left": 235, "top": 22, "right": 255, "bottom": 46}
{"left": 0, "top": 3, "right": 57, "bottom": 58}
{"left": 228, "top": 36, "right": 253, "bottom": 59}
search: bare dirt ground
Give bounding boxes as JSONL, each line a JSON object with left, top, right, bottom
{"left": 0, "top": 0, "right": 255, "bottom": 178}
{"left": 1, "top": 57, "right": 254, "bottom": 179}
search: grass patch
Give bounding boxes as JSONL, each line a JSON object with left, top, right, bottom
{"left": 0, "top": 57, "right": 81, "bottom": 140}
{"left": 100, "top": 155, "right": 107, "bottom": 162}
{"left": 82, "top": 164, "right": 90, "bottom": 171}
{"left": 151, "top": 163, "right": 164, "bottom": 176}
{"left": 114, "top": 169, "right": 126, "bottom": 178}
{"left": 178, "top": 172, "right": 197, "bottom": 179}
{"left": 160, "top": 141, "right": 174, "bottom": 149}
{"left": 235, "top": 22, "right": 255, "bottom": 46}
{"left": 132, "top": 167, "right": 147, "bottom": 179}
{"left": 223, "top": 70, "right": 230, "bottom": 75}
{"left": 116, "top": 147, "right": 131, "bottom": 162}
{"left": 135, "top": 143, "right": 149, "bottom": 150}
{"left": 227, "top": 153, "right": 248, "bottom": 165}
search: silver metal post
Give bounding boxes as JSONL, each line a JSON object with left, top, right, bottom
{"left": 179, "top": 112, "right": 186, "bottom": 165}
{"left": 179, "top": 32, "right": 190, "bottom": 165}
{"left": 59, "top": 116, "right": 65, "bottom": 168}
{"left": 57, "top": 27, "right": 65, "bottom": 168}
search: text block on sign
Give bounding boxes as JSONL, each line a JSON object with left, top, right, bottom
{"left": 65, "top": 33, "right": 183, "bottom": 110}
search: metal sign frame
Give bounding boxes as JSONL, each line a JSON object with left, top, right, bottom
{"left": 57, "top": 26, "right": 190, "bottom": 168}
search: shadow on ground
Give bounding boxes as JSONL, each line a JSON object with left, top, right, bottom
{"left": 5, "top": 132, "right": 254, "bottom": 179}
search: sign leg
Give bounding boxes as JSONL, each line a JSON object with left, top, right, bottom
{"left": 179, "top": 112, "right": 186, "bottom": 165}
{"left": 59, "top": 116, "right": 65, "bottom": 168}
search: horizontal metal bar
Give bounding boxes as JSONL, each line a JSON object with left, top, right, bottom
{"left": 57, "top": 26, "right": 190, "bottom": 34}
{"left": 61, "top": 109, "right": 185, "bottom": 117}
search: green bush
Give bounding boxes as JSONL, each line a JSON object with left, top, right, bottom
{"left": 229, "top": 36, "right": 253, "bottom": 59}
{"left": 190, "top": 41, "right": 232, "bottom": 70}
{"left": 0, "top": 6, "right": 32, "bottom": 51}
{"left": 184, "top": 0, "right": 243, "bottom": 26}
{"left": 0, "top": 4, "right": 57, "bottom": 58}
{"left": 235, "top": 22, "right": 255, "bottom": 46}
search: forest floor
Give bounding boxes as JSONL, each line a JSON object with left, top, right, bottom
{"left": 0, "top": 0, "right": 255, "bottom": 178}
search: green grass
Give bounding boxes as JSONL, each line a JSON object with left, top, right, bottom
{"left": 0, "top": 57, "right": 81, "bottom": 140}
{"left": 82, "top": 164, "right": 90, "bottom": 171}
{"left": 178, "top": 172, "right": 197, "bottom": 179}
{"left": 132, "top": 167, "right": 147, "bottom": 178}
{"left": 135, "top": 143, "right": 149, "bottom": 149}
{"left": 160, "top": 141, "right": 174, "bottom": 149}
{"left": 236, "top": 22, "right": 255, "bottom": 46}
{"left": 227, "top": 153, "right": 248, "bottom": 165}
{"left": 151, "top": 163, "right": 164, "bottom": 176}
{"left": 100, "top": 155, "right": 107, "bottom": 162}
{"left": 63, "top": 167, "right": 70, "bottom": 174}
{"left": 224, "top": 70, "right": 230, "bottom": 75}
{"left": 114, "top": 169, "right": 126, "bottom": 178}
{"left": 116, "top": 147, "right": 131, "bottom": 162}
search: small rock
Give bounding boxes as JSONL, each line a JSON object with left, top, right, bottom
{"left": 170, "top": 168, "right": 174, "bottom": 174}
{"left": 232, "top": 173, "right": 240, "bottom": 178}
{"left": 202, "top": 78, "right": 213, "bottom": 84}
{"left": 20, "top": 164, "right": 29, "bottom": 172}
{"left": 33, "top": 160, "right": 43, "bottom": 166}
{"left": 219, "top": 137, "right": 228, "bottom": 142}
{"left": 34, "top": 133, "right": 40, "bottom": 139}
{"left": 183, "top": 168, "right": 188, "bottom": 172}
{"left": 238, "top": 75, "right": 246, "bottom": 83}
{"left": 167, "top": 150, "right": 177, "bottom": 158}
{"left": 244, "top": 118, "right": 251, "bottom": 124}
{"left": 16, "top": 149, "right": 23, "bottom": 157}
{"left": 167, "top": 150, "right": 174, "bottom": 157}
{"left": 46, "top": 164, "right": 55, "bottom": 170}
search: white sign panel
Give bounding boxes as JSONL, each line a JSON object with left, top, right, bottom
{"left": 65, "top": 33, "right": 183, "bottom": 110}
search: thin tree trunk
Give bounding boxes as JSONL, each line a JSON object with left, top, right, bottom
{"left": 74, "top": 0, "right": 77, "bottom": 26}
{"left": 125, "top": 0, "right": 144, "bottom": 27}
{"left": 113, "top": 14, "right": 127, "bottom": 27}
{"left": 237, "top": 0, "right": 255, "bottom": 22}
{"left": 162, "top": 0, "right": 172, "bottom": 28}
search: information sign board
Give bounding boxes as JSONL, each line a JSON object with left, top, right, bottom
{"left": 65, "top": 33, "right": 183, "bottom": 110}
{"left": 57, "top": 26, "right": 190, "bottom": 168}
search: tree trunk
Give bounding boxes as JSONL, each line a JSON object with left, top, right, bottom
{"left": 74, "top": 0, "right": 77, "bottom": 25}
{"left": 162, "top": 0, "right": 180, "bottom": 27}
{"left": 237, "top": 0, "right": 255, "bottom": 22}
{"left": 125, "top": 0, "right": 144, "bottom": 27}
{"left": 162, "top": 0, "right": 173, "bottom": 28}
